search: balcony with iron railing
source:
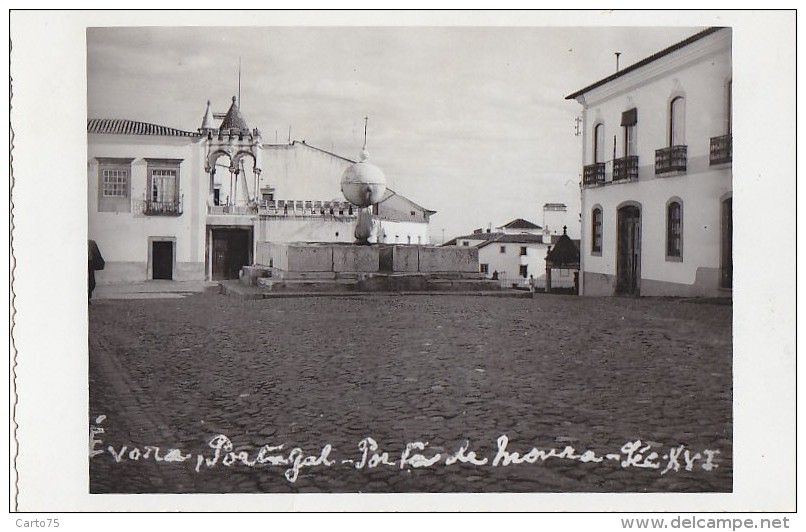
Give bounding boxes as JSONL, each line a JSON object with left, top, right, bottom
{"left": 583, "top": 163, "right": 606, "bottom": 187}
{"left": 655, "top": 145, "right": 688, "bottom": 175}
{"left": 710, "top": 134, "right": 732, "bottom": 165}
{"left": 144, "top": 194, "right": 183, "bottom": 216}
{"left": 612, "top": 156, "right": 639, "bottom": 182}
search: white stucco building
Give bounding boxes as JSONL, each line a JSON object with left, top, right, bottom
{"left": 566, "top": 27, "right": 732, "bottom": 297}
{"left": 445, "top": 218, "right": 578, "bottom": 289}
{"left": 88, "top": 97, "right": 435, "bottom": 283}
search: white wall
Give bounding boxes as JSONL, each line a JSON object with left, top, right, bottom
{"left": 88, "top": 134, "right": 207, "bottom": 281}
{"left": 478, "top": 241, "right": 550, "bottom": 284}
{"left": 261, "top": 142, "right": 351, "bottom": 201}
{"left": 575, "top": 29, "right": 732, "bottom": 294}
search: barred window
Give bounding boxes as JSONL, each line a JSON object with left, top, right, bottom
{"left": 667, "top": 201, "right": 683, "bottom": 259}
{"left": 102, "top": 168, "right": 128, "bottom": 197}
{"left": 592, "top": 207, "right": 603, "bottom": 254}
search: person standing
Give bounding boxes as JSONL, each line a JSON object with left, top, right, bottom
{"left": 88, "top": 239, "right": 105, "bottom": 302}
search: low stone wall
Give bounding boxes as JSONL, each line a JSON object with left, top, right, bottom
{"left": 418, "top": 246, "right": 478, "bottom": 273}
{"left": 255, "top": 243, "right": 480, "bottom": 275}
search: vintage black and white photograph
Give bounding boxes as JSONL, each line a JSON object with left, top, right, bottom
{"left": 9, "top": 9, "right": 796, "bottom": 515}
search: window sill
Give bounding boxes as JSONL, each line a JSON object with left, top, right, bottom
{"left": 665, "top": 255, "right": 683, "bottom": 263}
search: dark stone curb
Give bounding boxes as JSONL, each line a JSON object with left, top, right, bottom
{"left": 219, "top": 280, "right": 534, "bottom": 300}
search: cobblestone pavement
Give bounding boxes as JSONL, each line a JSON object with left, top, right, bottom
{"left": 89, "top": 291, "right": 732, "bottom": 493}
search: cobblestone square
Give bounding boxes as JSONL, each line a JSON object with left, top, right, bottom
{"left": 89, "top": 290, "right": 732, "bottom": 493}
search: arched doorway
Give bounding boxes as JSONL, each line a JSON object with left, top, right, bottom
{"left": 616, "top": 204, "right": 641, "bottom": 295}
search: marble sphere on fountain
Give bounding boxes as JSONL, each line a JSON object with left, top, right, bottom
{"left": 340, "top": 146, "right": 387, "bottom": 208}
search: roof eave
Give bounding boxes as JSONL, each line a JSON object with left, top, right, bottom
{"left": 564, "top": 26, "right": 723, "bottom": 101}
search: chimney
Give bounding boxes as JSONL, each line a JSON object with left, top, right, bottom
{"left": 542, "top": 227, "right": 551, "bottom": 244}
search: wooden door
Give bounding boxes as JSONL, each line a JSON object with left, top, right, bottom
{"left": 152, "top": 241, "right": 173, "bottom": 280}
{"left": 212, "top": 234, "right": 229, "bottom": 281}
{"left": 616, "top": 206, "right": 641, "bottom": 295}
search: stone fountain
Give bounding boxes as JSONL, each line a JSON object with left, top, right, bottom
{"left": 243, "top": 121, "right": 501, "bottom": 294}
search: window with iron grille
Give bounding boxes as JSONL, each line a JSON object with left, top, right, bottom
{"left": 592, "top": 207, "right": 603, "bottom": 255}
{"left": 520, "top": 246, "right": 527, "bottom": 256}
{"left": 145, "top": 159, "right": 182, "bottom": 215}
{"left": 500, "top": 245, "right": 506, "bottom": 254}
{"left": 480, "top": 263, "right": 489, "bottom": 274}
{"left": 666, "top": 200, "right": 683, "bottom": 260}
{"left": 519, "top": 265, "right": 528, "bottom": 278}
{"left": 150, "top": 169, "right": 177, "bottom": 202}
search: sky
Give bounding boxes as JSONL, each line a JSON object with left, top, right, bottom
{"left": 87, "top": 25, "right": 702, "bottom": 242}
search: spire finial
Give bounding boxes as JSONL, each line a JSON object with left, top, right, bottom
{"left": 563, "top": 225, "right": 568, "bottom": 235}
{"left": 360, "top": 115, "right": 370, "bottom": 161}
{"left": 200, "top": 99, "right": 214, "bottom": 131}
{"left": 363, "top": 115, "right": 369, "bottom": 147}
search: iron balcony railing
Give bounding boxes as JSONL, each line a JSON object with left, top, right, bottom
{"left": 612, "top": 156, "right": 639, "bottom": 182}
{"left": 144, "top": 195, "right": 182, "bottom": 216}
{"left": 710, "top": 134, "right": 732, "bottom": 165}
{"left": 655, "top": 145, "right": 688, "bottom": 174}
{"left": 583, "top": 163, "right": 606, "bottom": 186}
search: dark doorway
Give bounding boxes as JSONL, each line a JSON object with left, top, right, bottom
{"left": 152, "top": 241, "right": 173, "bottom": 280}
{"left": 616, "top": 205, "right": 641, "bottom": 295}
{"left": 211, "top": 228, "right": 251, "bottom": 280}
{"left": 721, "top": 198, "right": 733, "bottom": 289}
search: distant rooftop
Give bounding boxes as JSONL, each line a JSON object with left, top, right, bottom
{"left": 477, "top": 233, "right": 548, "bottom": 248}
{"left": 500, "top": 218, "right": 542, "bottom": 231}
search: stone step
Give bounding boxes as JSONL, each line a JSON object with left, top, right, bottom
{"left": 426, "top": 279, "right": 501, "bottom": 291}
{"left": 239, "top": 266, "right": 272, "bottom": 286}
{"left": 259, "top": 279, "right": 360, "bottom": 293}
{"left": 220, "top": 280, "right": 530, "bottom": 300}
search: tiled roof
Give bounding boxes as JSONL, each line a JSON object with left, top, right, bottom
{"left": 88, "top": 118, "right": 200, "bottom": 137}
{"left": 219, "top": 96, "right": 250, "bottom": 132}
{"left": 445, "top": 231, "right": 550, "bottom": 247}
{"left": 478, "top": 233, "right": 548, "bottom": 249}
{"left": 565, "top": 27, "right": 722, "bottom": 100}
{"left": 444, "top": 232, "right": 501, "bottom": 246}
{"left": 501, "top": 218, "right": 542, "bottom": 230}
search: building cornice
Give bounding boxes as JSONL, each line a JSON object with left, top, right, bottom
{"left": 568, "top": 27, "right": 731, "bottom": 107}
